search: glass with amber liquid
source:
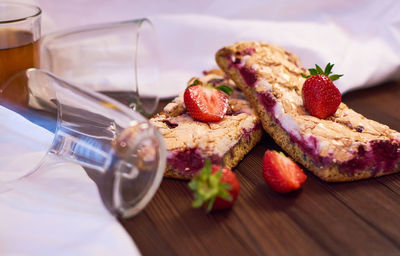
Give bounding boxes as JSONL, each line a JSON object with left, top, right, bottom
{"left": 0, "top": 3, "right": 41, "bottom": 107}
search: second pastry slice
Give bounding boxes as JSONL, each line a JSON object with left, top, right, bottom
{"left": 216, "top": 42, "right": 400, "bottom": 182}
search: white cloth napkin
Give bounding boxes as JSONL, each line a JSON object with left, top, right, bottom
{"left": 0, "top": 106, "right": 140, "bottom": 256}
{"left": 29, "top": 0, "right": 400, "bottom": 97}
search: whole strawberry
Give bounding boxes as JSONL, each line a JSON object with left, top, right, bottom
{"left": 188, "top": 159, "right": 240, "bottom": 212}
{"left": 184, "top": 79, "right": 233, "bottom": 122}
{"left": 301, "top": 63, "right": 343, "bottom": 119}
{"left": 262, "top": 150, "right": 307, "bottom": 193}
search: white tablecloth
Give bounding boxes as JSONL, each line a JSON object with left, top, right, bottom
{"left": 0, "top": 106, "right": 140, "bottom": 256}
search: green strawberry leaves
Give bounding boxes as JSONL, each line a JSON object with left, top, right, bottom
{"left": 187, "top": 79, "right": 201, "bottom": 88}
{"left": 301, "top": 63, "right": 343, "bottom": 81}
{"left": 328, "top": 74, "right": 343, "bottom": 81}
{"left": 315, "top": 64, "right": 324, "bottom": 75}
{"left": 187, "top": 78, "right": 233, "bottom": 96}
{"left": 215, "top": 85, "right": 233, "bottom": 96}
{"left": 188, "top": 159, "right": 232, "bottom": 212}
{"left": 324, "top": 63, "right": 334, "bottom": 75}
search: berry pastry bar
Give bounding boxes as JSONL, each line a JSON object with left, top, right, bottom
{"left": 216, "top": 42, "right": 400, "bottom": 182}
{"left": 150, "top": 70, "right": 263, "bottom": 180}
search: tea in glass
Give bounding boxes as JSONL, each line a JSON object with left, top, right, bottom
{"left": 0, "top": 3, "right": 41, "bottom": 107}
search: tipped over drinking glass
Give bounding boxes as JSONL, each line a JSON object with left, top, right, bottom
{"left": 0, "top": 8, "right": 165, "bottom": 218}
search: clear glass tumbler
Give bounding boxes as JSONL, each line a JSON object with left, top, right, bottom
{"left": 0, "top": 68, "right": 166, "bottom": 218}
{"left": 40, "top": 19, "right": 160, "bottom": 116}
{"left": 0, "top": 2, "right": 41, "bottom": 107}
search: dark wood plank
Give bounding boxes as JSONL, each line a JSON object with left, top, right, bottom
{"left": 119, "top": 81, "right": 400, "bottom": 255}
{"left": 322, "top": 176, "right": 400, "bottom": 249}
{"left": 377, "top": 175, "right": 400, "bottom": 196}
{"left": 122, "top": 175, "right": 330, "bottom": 256}
{"left": 237, "top": 141, "right": 400, "bottom": 255}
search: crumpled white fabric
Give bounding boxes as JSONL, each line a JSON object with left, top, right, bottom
{"left": 29, "top": 0, "right": 400, "bottom": 97}
{"left": 0, "top": 106, "right": 140, "bottom": 256}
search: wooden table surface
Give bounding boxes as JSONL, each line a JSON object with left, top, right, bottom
{"left": 119, "top": 81, "right": 400, "bottom": 256}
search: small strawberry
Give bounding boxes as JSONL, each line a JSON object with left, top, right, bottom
{"left": 184, "top": 79, "right": 233, "bottom": 122}
{"left": 188, "top": 159, "right": 240, "bottom": 212}
{"left": 262, "top": 150, "right": 307, "bottom": 194}
{"left": 301, "top": 63, "right": 343, "bottom": 119}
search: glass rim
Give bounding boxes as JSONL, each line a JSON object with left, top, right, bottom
{"left": 41, "top": 18, "right": 150, "bottom": 41}
{"left": 0, "top": 2, "right": 42, "bottom": 24}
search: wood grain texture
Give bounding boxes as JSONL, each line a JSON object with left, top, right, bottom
{"left": 118, "top": 81, "right": 400, "bottom": 255}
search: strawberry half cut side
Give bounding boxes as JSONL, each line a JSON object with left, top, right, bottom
{"left": 184, "top": 83, "right": 230, "bottom": 122}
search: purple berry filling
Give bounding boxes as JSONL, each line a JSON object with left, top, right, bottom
{"left": 167, "top": 148, "right": 222, "bottom": 175}
{"left": 208, "top": 78, "right": 225, "bottom": 86}
{"left": 340, "top": 140, "right": 400, "bottom": 175}
{"left": 356, "top": 126, "right": 364, "bottom": 133}
{"left": 241, "top": 48, "right": 256, "bottom": 56}
{"left": 372, "top": 140, "right": 400, "bottom": 171}
{"left": 340, "top": 145, "right": 370, "bottom": 175}
{"left": 163, "top": 120, "right": 178, "bottom": 129}
{"left": 238, "top": 67, "right": 257, "bottom": 87}
{"left": 229, "top": 57, "right": 400, "bottom": 175}
{"left": 241, "top": 122, "right": 262, "bottom": 141}
{"left": 289, "top": 134, "right": 331, "bottom": 165}
{"left": 257, "top": 92, "right": 276, "bottom": 112}
{"left": 227, "top": 48, "right": 258, "bottom": 87}
{"left": 233, "top": 47, "right": 256, "bottom": 57}
{"left": 167, "top": 123, "right": 262, "bottom": 175}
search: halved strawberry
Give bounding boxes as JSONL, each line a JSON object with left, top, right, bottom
{"left": 188, "top": 159, "right": 240, "bottom": 212}
{"left": 262, "top": 150, "right": 307, "bottom": 193}
{"left": 184, "top": 80, "right": 231, "bottom": 122}
{"left": 302, "top": 63, "right": 342, "bottom": 119}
